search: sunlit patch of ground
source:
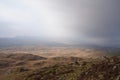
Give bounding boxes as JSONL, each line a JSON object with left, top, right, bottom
{"left": 0, "top": 46, "right": 109, "bottom": 58}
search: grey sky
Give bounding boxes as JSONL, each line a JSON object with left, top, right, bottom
{"left": 0, "top": 0, "right": 120, "bottom": 47}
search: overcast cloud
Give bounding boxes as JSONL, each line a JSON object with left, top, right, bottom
{"left": 0, "top": 0, "right": 120, "bottom": 47}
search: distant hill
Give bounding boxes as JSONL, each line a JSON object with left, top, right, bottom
{"left": 0, "top": 37, "right": 120, "bottom": 48}
{"left": 0, "top": 37, "right": 120, "bottom": 56}
{"left": 0, "top": 37, "right": 69, "bottom": 47}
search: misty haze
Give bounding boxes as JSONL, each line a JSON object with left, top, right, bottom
{"left": 0, "top": 0, "right": 120, "bottom": 80}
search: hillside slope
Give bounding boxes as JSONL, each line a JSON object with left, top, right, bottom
{"left": 0, "top": 53, "right": 119, "bottom": 80}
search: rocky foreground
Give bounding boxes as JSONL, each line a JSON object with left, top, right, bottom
{"left": 0, "top": 53, "right": 119, "bottom": 80}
